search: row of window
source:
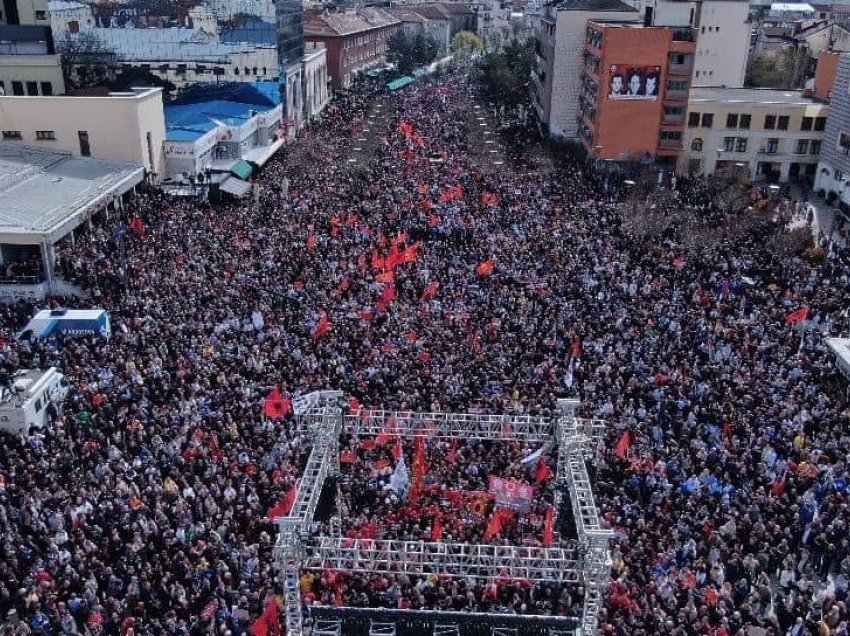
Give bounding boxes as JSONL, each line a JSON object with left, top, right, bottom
{"left": 690, "top": 136, "right": 821, "bottom": 155}
{"left": 688, "top": 111, "right": 827, "bottom": 131}
{"left": 2, "top": 130, "right": 92, "bottom": 155}
{"left": 0, "top": 80, "right": 53, "bottom": 97}
{"left": 585, "top": 28, "right": 602, "bottom": 48}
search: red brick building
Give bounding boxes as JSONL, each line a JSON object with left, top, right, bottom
{"left": 578, "top": 21, "right": 696, "bottom": 165}
{"left": 304, "top": 8, "right": 401, "bottom": 90}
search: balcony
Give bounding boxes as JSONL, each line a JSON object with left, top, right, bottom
{"left": 658, "top": 138, "right": 683, "bottom": 150}
{"left": 664, "top": 88, "right": 688, "bottom": 101}
{"left": 667, "top": 63, "right": 693, "bottom": 76}
{"left": 662, "top": 114, "right": 685, "bottom": 125}
{"left": 671, "top": 28, "right": 696, "bottom": 42}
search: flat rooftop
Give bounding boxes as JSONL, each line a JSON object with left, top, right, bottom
{"left": 689, "top": 86, "right": 824, "bottom": 106}
{"left": 0, "top": 144, "right": 144, "bottom": 243}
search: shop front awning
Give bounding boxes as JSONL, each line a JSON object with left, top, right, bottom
{"left": 219, "top": 176, "right": 252, "bottom": 197}
{"left": 387, "top": 76, "right": 414, "bottom": 91}
{"left": 230, "top": 160, "right": 254, "bottom": 181}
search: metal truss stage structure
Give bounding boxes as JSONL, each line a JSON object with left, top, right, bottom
{"left": 275, "top": 393, "right": 613, "bottom": 636}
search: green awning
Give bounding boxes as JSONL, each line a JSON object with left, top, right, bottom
{"left": 231, "top": 160, "right": 253, "bottom": 180}
{"left": 387, "top": 76, "right": 414, "bottom": 91}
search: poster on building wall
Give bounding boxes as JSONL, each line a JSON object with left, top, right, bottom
{"left": 608, "top": 65, "right": 662, "bottom": 100}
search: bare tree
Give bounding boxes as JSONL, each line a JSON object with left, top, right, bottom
{"left": 56, "top": 32, "right": 117, "bottom": 90}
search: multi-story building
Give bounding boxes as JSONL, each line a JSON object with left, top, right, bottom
{"left": 815, "top": 54, "right": 850, "bottom": 205}
{"left": 620, "top": 0, "right": 751, "bottom": 87}
{"left": 0, "top": 0, "right": 63, "bottom": 96}
{"left": 387, "top": 7, "right": 452, "bottom": 55}
{"left": 302, "top": 41, "right": 329, "bottom": 121}
{"left": 533, "top": 0, "right": 639, "bottom": 139}
{"left": 276, "top": 0, "right": 305, "bottom": 129}
{"left": 304, "top": 8, "right": 401, "bottom": 90}
{"left": 0, "top": 86, "right": 165, "bottom": 175}
{"left": 577, "top": 20, "right": 696, "bottom": 165}
{"left": 682, "top": 86, "right": 827, "bottom": 183}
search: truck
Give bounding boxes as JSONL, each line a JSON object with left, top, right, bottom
{"left": 0, "top": 367, "right": 70, "bottom": 436}
{"left": 19, "top": 308, "right": 111, "bottom": 341}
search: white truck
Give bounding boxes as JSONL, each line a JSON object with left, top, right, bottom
{"left": 0, "top": 367, "right": 70, "bottom": 436}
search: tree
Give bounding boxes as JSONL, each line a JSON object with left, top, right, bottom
{"left": 108, "top": 67, "right": 177, "bottom": 101}
{"left": 477, "top": 37, "right": 533, "bottom": 107}
{"left": 388, "top": 30, "right": 440, "bottom": 75}
{"left": 451, "top": 30, "right": 484, "bottom": 58}
{"left": 56, "top": 32, "right": 117, "bottom": 90}
{"left": 746, "top": 46, "right": 809, "bottom": 89}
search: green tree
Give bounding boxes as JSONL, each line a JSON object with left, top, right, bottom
{"left": 388, "top": 30, "right": 440, "bottom": 75}
{"left": 57, "top": 32, "right": 117, "bottom": 90}
{"left": 746, "top": 46, "right": 809, "bottom": 89}
{"left": 477, "top": 36, "right": 534, "bottom": 107}
{"left": 451, "top": 30, "right": 484, "bottom": 58}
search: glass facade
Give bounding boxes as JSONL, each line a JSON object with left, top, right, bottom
{"left": 275, "top": 0, "right": 303, "bottom": 68}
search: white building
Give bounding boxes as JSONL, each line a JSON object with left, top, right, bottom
{"left": 302, "top": 42, "right": 329, "bottom": 121}
{"left": 533, "top": 0, "right": 639, "bottom": 139}
{"left": 0, "top": 86, "right": 166, "bottom": 176}
{"left": 620, "top": 0, "right": 751, "bottom": 87}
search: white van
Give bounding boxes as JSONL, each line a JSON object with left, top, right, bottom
{"left": 19, "top": 308, "right": 111, "bottom": 341}
{"left": 0, "top": 368, "right": 70, "bottom": 436}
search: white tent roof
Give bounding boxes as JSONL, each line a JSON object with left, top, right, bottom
{"left": 0, "top": 144, "right": 144, "bottom": 244}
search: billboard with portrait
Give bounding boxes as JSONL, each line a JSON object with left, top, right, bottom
{"left": 607, "top": 65, "right": 662, "bottom": 100}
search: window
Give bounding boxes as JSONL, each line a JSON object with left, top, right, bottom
{"left": 234, "top": 66, "right": 240, "bottom": 75}
{"left": 801, "top": 116, "right": 813, "bottom": 131}
{"left": 764, "top": 115, "right": 776, "bottom": 130}
{"left": 35, "top": 10, "right": 46, "bottom": 19}
{"left": 726, "top": 113, "right": 738, "bottom": 128}
{"left": 36, "top": 131, "right": 55, "bottom": 140}
{"left": 78, "top": 131, "right": 91, "bottom": 157}
{"left": 26, "top": 81, "right": 38, "bottom": 95}
{"left": 723, "top": 136, "right": 735, "bottom": 152}
{"left": 777, "top": 115, "right": 789, "bottom": 131}
{"left": 195, "top": 65, "right": 207, "bottom": 74}
{"left": 691, "top": 138, "right": 703, "bottom": 151}
{"left": 701, "top": 113, "right": 713, "bottom": 128}
{"left": 739, "top": 114, "right": 751, "bottom": 129}
{"left": 810, "top": 140, "right": 821, "bottom": 155}
{"left": 795, "top": 139, "right": 809, "bottom": 154}
{"left": 2, "top": 131, "right": 22, "bottom": 140}
{"left": 766, "top": 138, "right": 779, "bottom": 153}
{"left": 0, "top": 81, "right": 4, "bottom": 95}
{"left": 176, "top": 64, "right": 187, "bottom": 75}
{"left": 11, "top": 81, "right": 23, "bottom": 96}
{"left": 159, "top": 64, "right": 169, "bottom": 73}
{"left": 40, "top": 82, "right": 52, "bottom": 96}
{"left": 735, "top": 137, "right": 748, "bottom": 152}
{"left": 814, "top": 116, "right": 826, "bottom": 131}
{"left": 838, "top": 132, "right": 850, "bottom": 154}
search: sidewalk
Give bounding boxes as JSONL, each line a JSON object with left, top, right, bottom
{"left": 787, "top": 184, "right": 847, "bottom": 248}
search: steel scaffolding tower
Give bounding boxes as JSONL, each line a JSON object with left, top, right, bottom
{"left": 274, "top": 393, "right": 612, "bottom": 636}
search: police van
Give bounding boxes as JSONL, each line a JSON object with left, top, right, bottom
{"left": 0, "top": 367, "right": 70, "bottom": 436}
{"left": 19, "top": 308, "right": 111, "bottom": 341}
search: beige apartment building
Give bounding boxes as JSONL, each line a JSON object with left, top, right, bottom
{"left": 680, "top": 86, "right": 828, "bottom": 184}
{"left": 0, "top": 86, "right": 166, "bottom": 177}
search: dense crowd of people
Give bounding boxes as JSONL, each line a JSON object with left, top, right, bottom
{"left": 0, "top": 65, "right": 848, "bottom": 636}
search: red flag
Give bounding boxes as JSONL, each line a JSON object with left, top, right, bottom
{"left": 542, "top": 505, "right": 555, "bottom": 546}
{"left": 484, "top": 507, "right": 514, "bottom": 540}
{"left": 340, "top": 450, "right": 357, "bottom": 464}
{"left": 786, "top": 307, "right": 809, "bottom": 324}
{"left": 571, "top": 338, "right": 583, "bottom": 359}
{"left": 476, "top": 260, "right": 495, "bottom": 277}
{"left": 349, "top": 396, "right": 362, "bottom": 415}
{"left": 249, "top": 597, "right": 280, "bottom": 636}
{"left": 312, "top": 312, "right": 331, "bottom": 340}
{"left": 376, "top": 285, "right": 397, "bottom": 313}
{"left": 267, "top": 483, "right": 298, "bottom": 521}
{"left": 376, "top": 270, "right": 395, "bottom": 284}
{"left": 306, "top": 233, "right": 317, "bottom": 251}
{"left": 535, "top": 457, "right": 554, "bottom": 484}
{"left": 129, "top": 217, "right": 145, "bottom": 237}
{"left": 402, "top": 244, "right": 420, "bottom": 263}
{"left": 201, "top": 599, "right": 218, "bottom": 622}
{"left": 481, "top": 191, "right": 500, "bottom": 207}
{"left": 431, "top": 515, "right": 444, "bottom": 541}
{"left": 263, "top": 386, "right": 292, "bottom": 419}
{"left": 614, "top": 430, "right": 631, "bottom": 460}
{"left": 420, "top": 281, "right": 439, "bottom": 302}
{"left": 392, "top": 436, "right": 403, "bottom": 461}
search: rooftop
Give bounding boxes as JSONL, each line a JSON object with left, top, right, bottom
{"left": 0, "top": 144, "right": 144, "bottom": 242}
{"left": 305, "top": 8, "right": 400, "bottom": 37}
{"left": 689, "top": 86, "right": 825, "bottom": 106}
{"left": 76, "top": 27, "right": 275, "bottom": 63}
{"left": 771, "top": 2, "right": 815, "bottom": 10}
{"left": 551, "top": 0, "right": 638, "bottom": 12}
